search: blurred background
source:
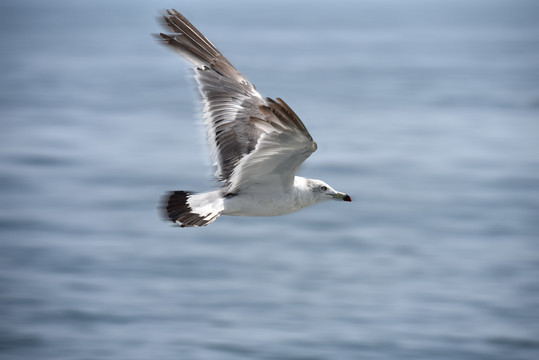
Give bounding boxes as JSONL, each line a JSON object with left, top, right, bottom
{"left": 1, "top": 0, "right": 538, "bottom": 359}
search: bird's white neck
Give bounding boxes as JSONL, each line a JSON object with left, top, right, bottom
{"left": 292, "top": 176, "right": 318, "bottom": 209}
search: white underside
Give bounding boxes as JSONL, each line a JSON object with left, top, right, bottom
{"left": 222, "top": 176, "right": 322, "bottom": 217}
{"left": 223, "top": 191, "right": 304, "bottom": 217}
{"left": 186, "top": 176, "right": 327, "bottom": 221}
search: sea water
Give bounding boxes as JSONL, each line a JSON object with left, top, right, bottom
{"left": 1, "top": 0, "right": 538, "bottom": 359}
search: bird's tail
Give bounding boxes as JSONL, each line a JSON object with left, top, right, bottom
{"left": 163, "top": 190, "right": 224, "bottom": 227}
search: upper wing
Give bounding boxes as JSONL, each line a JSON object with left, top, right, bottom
{"left": 159, "top": 9, "right": 316, "bottom": 192}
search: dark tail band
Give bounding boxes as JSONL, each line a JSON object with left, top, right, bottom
{"left": 162, "top": 191, "right": 220, "bottom": 227}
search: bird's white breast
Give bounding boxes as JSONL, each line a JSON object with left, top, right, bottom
{"left": 223, "top": 190, "right": 304, "bottom": 217}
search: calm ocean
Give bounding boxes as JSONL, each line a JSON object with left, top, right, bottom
{"left": 1, "top": 0, "right": 538, "bottom": 359}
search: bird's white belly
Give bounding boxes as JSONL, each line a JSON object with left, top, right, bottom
{"left": 223, "top": 192, "right": 302, "bottom": 217}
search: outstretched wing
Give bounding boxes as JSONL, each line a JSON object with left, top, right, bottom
{"left": 159, "top": 9, "right": 316, "bottom": 193}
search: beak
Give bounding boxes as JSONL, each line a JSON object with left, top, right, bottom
{"left": 333, "top": 192, "right": 352, "bottom": 202}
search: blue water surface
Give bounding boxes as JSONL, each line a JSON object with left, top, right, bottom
{"left": 1, "top": 0, "right": 539, "bottom": 359}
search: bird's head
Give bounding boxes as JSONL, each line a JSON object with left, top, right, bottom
{"left": 307, "top": 179, "right": 352, "bottom": 203}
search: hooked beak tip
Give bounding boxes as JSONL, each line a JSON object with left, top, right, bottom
{"left": 343, "top": 194, "right": 352, "bottom": 202}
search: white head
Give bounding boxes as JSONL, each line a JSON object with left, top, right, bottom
{"left": 300, "top": 177, "right": 352, "bottom": 205}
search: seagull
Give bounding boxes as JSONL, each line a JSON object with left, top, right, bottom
{"left": 159, "top": 9, "right": 351, "bottom": 227}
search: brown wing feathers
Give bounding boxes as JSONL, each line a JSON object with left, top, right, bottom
{"left": 160, "top": 9, "right": 313, "bottom": 142}
{"left": 261, "top": 98, "right": 314, "bottom": 141}
{"left": 159, "top": 9, "right": 244, "bottom": 81}
{"left": 159, "top": 9, "right": 317, "bottom": 185}
{"left": 160, "top": 9, "right": 219, "bottom": 58}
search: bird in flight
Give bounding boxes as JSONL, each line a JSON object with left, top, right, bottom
{"left": 158, "top": 9, "right": 351, "bottom": 227}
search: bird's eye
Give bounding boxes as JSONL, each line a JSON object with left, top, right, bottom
{"left": 320, "top": 186, "right": 327, "bottom": 191}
